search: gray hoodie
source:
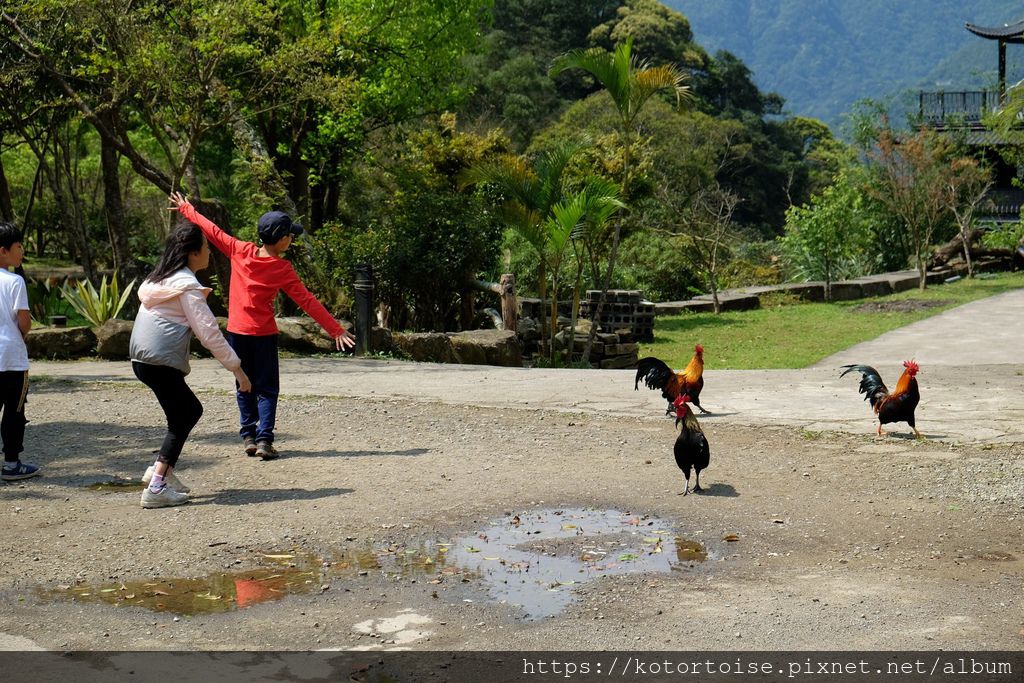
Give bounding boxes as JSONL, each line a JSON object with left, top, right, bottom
{"left": 129, "top": 268, "right": 240, "bottom": 374}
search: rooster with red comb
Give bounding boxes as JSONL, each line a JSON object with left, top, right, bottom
{"left": 672, "top": 394, "right": 710, "bottom": 495}
{"left": 840, "top": 360, "right": 922, "bottom": 438}
{"left": 635, "top": 344, "right": 709, "bottom": 415}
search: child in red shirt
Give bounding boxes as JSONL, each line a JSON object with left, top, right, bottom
{"left": 170, "top": 192, "right": 355, "bottom": 459}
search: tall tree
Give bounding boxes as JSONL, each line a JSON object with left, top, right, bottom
{"left": 550, "top": 37, "right": 689, "bottom": 358}
{"left": 942, "top": 157, "right": 992, "bottom": 279}
{"left": 863, "top": 123, "right": 953, "bottom": 290}
{"left": 779, "top": 172, "right": 874, "bottom": 302}
{"left": 465, "top": 140, "right": 623, "bottom": 360}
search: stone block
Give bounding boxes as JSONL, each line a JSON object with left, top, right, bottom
{"left": 95, "top": 319, "right": 134, "bottom": 360}
{"left": 27, "top": 326, "right": 95, "bottom": 359}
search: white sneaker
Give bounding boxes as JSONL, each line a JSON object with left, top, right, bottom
{"left": 140, "top": 486, "right": 190, "bottom": 509}
{"left": 142, "top": 466, "right": 191, "bottom": 493}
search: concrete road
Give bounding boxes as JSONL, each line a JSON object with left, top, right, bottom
{"left": 33, "top": 289, "right": 1024, "bottom": 444}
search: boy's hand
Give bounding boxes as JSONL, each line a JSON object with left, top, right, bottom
{"left": 336, "top": 329, "right": 356, "bottom": 351}
{"left": 234, "top": 368, "right": 252, "bottom": 393}
{"left": 168, "top": 191, "right": 189, "bottom": 210}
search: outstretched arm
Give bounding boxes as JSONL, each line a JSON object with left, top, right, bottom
{"left": 280, "top": 270, "right": 355, "bottom": 350}
{"left": 168, "top": 191, "right": 240, "bottom": 257}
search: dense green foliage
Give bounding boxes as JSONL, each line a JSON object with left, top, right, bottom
{"left": 3, "top": 0, "right": 1013, "bottom": 337}
{"left": 779, "top": 172, "right": 876, "bottom": 299}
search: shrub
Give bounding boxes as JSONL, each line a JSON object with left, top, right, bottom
{"left": 981, "top": 221, "right": 1024, "bottom": 251}
{"left": 61, "top": 273, "right": 135, "bottom": 327}
{"left": 25, "top": 278, "right": 74, "bottom": 323}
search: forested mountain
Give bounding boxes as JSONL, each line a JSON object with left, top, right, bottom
{"left": 668, "top": 0, "right": 1024, "bottom": 130}
{"left": 5, "top": 0, "right": 994, "bottom": 331}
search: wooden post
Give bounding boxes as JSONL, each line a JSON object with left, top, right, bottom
{"left": 470, "top": 275, "right": 518, "bottom": 332}
{"left": 500, "top": 273, "right": 517, "bottom": 334}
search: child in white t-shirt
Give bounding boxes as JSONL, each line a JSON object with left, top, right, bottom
{"left": 0, "top": 222, "right": 40, "bottom": 481}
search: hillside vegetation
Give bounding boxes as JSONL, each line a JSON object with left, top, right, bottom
{"left": 669, "top": 0, "right": 1024, "bottom": 129}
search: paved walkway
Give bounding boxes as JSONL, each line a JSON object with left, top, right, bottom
{"left": 33, "top": 290, "right": 1024, "bottom": 444}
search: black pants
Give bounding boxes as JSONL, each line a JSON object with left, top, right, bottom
{"left": 132, "top": 361, "right": 203, "bottom": 468}
{"left": 0, "top": 370, "right": 28, "bottom": 463}
{"left": 228, "top": 334, "right": 279, "bottom": 443}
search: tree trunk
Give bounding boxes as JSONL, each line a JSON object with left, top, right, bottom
{"left": 25, "top": 162, "right": 44, "bottom": 256}
{"left": 582, "top": 219, "right": 622, "bottom": 359}
{"left": 536, "top": 262, "right": 548, "bottom": 359}
{"left": 961, "top": 226, "right": 975, "bottom": 278}
{"left": 460, "top": 286, "right": 474, "bottom": 330}
{"left": 932, "top": 227, "right": 982, "bottom": 267}
{"left": 824, "top": 257, "right": 832, "bottom": 303}
{"left": 98, "top": 110, "right": 129, "bottom": 268}
{"left": 211, "top": 79, "right": 295, "bottom": 214}
{"left": 324, "top": 167, "right": 341, "bottom": 225}
{"left": 53, "top": 130, "right": 95, "bottom": 283}
{"left": 0, "top": 154, "right": 13, "bottom": 222}
{"left": 193, "top": 200, "right": 234, "bottom": 316}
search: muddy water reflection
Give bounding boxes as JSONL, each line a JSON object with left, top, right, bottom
{"left": 447, "top": 508, "right": 707, "bottom": 618}
{"left": 39, "top": 508, "right": 705, "bottom": 619}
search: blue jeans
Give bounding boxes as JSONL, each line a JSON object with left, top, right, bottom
{"left": 228, "top": 333, "right": 279, "bottom": 444}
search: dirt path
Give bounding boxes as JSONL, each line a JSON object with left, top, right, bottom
{"left": 1, "top": 379, "right": 1021, "bottom": 650}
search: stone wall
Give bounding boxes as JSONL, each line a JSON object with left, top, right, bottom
{"left": 29, "top": 318, "right": 523, "bottom": 368}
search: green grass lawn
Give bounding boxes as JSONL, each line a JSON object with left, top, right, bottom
{"left": 641, "top": 271, "right": 1024, "bottom": 370}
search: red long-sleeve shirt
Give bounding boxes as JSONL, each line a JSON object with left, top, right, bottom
{"left": 178, "top": 202, "right": 344, "bottom": 338}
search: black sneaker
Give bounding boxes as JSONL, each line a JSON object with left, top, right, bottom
{"left": 2, "top": 461, "right": 41, "bottom": 481}
{"left": 243, "top": 437, "right": 258, "bottom": 457}
{"left": 256, "top": 441, "right": 279, "bottom": 460}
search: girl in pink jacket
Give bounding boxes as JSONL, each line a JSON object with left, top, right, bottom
{"left": 129, "top": 222, "right": 251, "bottom": 508}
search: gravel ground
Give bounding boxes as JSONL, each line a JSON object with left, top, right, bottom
{"left": 1, "top": 379, "right": 1022, "bottom": 651}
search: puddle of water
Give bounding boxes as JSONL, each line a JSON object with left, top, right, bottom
{"left": 38, "top": 547, "right": 444, "bottom": 616}
{"left": 38, "top": 508, "right": 704, "bottom": 620}
{"left": 444, "top": 508, "right": 707, "bottom": 619}
{"left": 44, "top": 563, "right": 322, "bottom": 615}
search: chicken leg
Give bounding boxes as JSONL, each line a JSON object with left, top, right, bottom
{"left": 691, "top": 396, "right": 711, "bottom": 415}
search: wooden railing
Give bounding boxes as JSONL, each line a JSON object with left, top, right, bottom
{"left": 979, "top": 188, "right": 1024, "bottom": 222}
{"left": 918, "top": 90, "right": 1000, "bottom": 127}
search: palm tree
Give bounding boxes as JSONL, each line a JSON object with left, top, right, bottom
{"left": 545, "top": 178, "right": 624, "bottom": 360}
{"left": 463, "top": 142, "right": 623, "bottom": 361}
{"left": 550, "top": 37, "right": 690, "bottom": 359}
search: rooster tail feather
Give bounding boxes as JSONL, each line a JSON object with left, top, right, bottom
{"left": 840, "top": 364, "right": 889, "bottom": 407}
{"left": 635, "top": 356, "right": 674, "bottom": 391}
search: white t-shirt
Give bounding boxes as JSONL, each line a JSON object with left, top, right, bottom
{"left": 0, "top": 269, "right": 29, "bottom": 371}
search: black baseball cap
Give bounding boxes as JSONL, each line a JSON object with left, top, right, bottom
{"left": 257, "top": 211, "right": 303, "bottom": 244}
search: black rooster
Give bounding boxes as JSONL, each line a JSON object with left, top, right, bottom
{"left": 673, "top": 395, "right": 710, "bottom": 495}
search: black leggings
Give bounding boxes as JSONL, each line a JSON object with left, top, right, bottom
{"left": 132, "top": 361, "right": 203, "bottom": 468}
{"left": 0, "top": 370, "right": 28, "bottom": 462}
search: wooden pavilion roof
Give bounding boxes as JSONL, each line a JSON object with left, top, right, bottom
{"left": 965, "top": 20, "right": 1024, "bottom": 43}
